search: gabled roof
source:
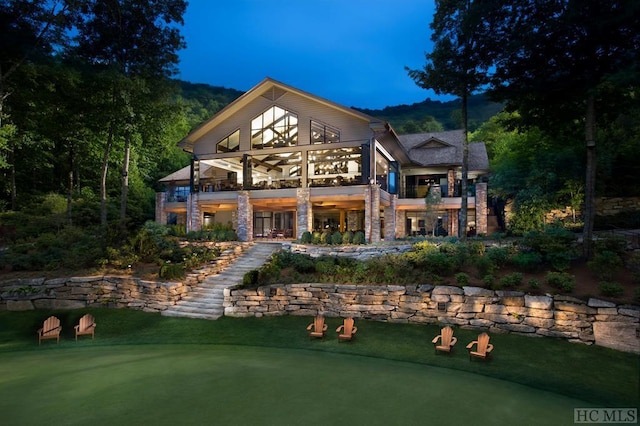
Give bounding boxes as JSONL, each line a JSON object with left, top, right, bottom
{"left": 398, "top": 130, "right": 489, "bottom": 171}
{"left": 179, "top": 77, "right": 387, "bottom": 152}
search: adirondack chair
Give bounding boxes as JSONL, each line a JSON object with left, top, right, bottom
{"left": 306, "top": 315, "right": 328, "bottom": 338}
{"left": 336, "top": 317, "right": 357, "bottom": 342}
{"left": 74, "top": 314, "right": 96, "bottom": 341}
{"left": 432, "top": 326, "right": 458, "bottom": 354}
{"left": 466, "top": 332, "right": 494, "bottom": 360}
{"left": 37, "top": 316, "right": 62, "bottom": 345}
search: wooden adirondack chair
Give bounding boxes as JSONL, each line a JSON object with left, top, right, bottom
{"left": 432, "top": 326, "right": 457, "bottom": 354}
{"left": 336, "top": 317, "right": 357, "bottom": 342}
{"left": 306, "top": 316, "right": 328, "bottom": 338}
{"left": 37, "top": 316, "right": 62, "bottom": 345}
{"left": 466, "top": 332, "right": 494, "bottom": 360}
{"left": 74, "top": 314, "right": 96, "bottom": 341}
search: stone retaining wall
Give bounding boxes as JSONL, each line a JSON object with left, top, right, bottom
{"left": 288, "top": 243, "right": 413, "bottom": 260}
{"left": 225, "top": 283, "right": 640, "bottom": 354}
{"left": 0, "top": 242, "right": 252, "bottom": 313}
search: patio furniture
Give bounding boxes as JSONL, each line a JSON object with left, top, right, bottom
{"left": 466, "top": 332, "right": 494, "bottom": 360}
{"left": 336, "top": 317, "right": 357, "bottom": 342}
{"left": 432, "top": 326, "right": 457, "bottom": 354}
{"left": 74, "top": 313, "right": 96, "bottom": 341}
{"left": 38, "top": 316, "right": 62, "bottom": 345}
{"left": 306, "top": 316, "right": 328, "bottom": 338}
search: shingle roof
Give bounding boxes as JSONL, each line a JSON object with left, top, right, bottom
{"left": 398, "top": 130, "right": 489, "bottom": 171}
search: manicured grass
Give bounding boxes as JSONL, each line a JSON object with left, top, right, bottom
{"left": 0, "top": 309, "right": 638, "bottom": 425}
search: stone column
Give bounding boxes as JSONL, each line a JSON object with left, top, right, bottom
{"left": 347, "top": 211, "right": 359, "bottom": 232}
{"left": 237, "top": 191, "right": 252, "bottom": 242}
{"left": 448, "top": 209, "right": 458, "bottom": 237}
{"left": 447, "top": 168, "right": 455, "bottom": 196}
{"left": 366, "top": 185, "right": 381, "bottom": 243}
{"left": 475, "top": 182, "right": 488, "bottom": 235}
{"left": 155, "top": 192, "right": 166, "bottom": 225}
{"left": 395, "top": 208, "right": 405, "bottom": 239}
{"left": 296, "top": 188, "right": 312, "bottom": 239}
{"left": 384, "top": 194, "right": 397, "bottom": 241}
{"left": 187, "top": 192, "right": 201, "bottom": 232}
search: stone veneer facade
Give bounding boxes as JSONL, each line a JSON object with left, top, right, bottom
{"left": 224, "top": 283, "right": 640, "bottom": 353}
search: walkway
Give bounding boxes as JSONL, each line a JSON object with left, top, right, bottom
{"left": 161, "top": 242, "right": 281, "bottom": 320}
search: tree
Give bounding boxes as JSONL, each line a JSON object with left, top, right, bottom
{"left": 424, "top": 185, "right": 443, "bottom": 236}
{"left": 0, "top": 0, "right": 77, "bottom": 209}
{"left": 407, "top": 0, "right": 492, "bottom": 239}
{"left": 72, "top": 0, "right": 186, "bottom": 224}
{"left": 481, "top": 0, "right": 640, "bottom": 257}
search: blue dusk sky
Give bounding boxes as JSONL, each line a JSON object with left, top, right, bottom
{"left": 177, "top": 0, "right": 450, "bottom": 109}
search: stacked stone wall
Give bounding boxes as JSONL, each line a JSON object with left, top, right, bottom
{"left": 225, "top": 283, "right": 640, "bottom": 354}
{"left": 288, "top": 243, "right": 412, "bottom": 261}
{"left": 0, "top": 242, "right": 252, "bottom": 313}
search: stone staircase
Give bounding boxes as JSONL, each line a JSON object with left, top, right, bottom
{"left": 161, "top": 242, "right": 281, "bottom": 320}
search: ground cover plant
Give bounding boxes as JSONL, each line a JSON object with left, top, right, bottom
{"left": 247, "top": 228, "right": 640, "bottom": 303}
{"left": 0, "top": 308, "right": 637, "bottom": 425}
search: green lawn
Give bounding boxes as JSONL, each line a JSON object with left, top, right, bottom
{"left": 0, "top": 309, "right": 638, "bottom": 425}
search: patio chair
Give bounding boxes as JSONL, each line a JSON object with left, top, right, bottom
{"left": 431, "top": 326, "right": 457, "bottom": 354}
{"left": 466, "top": 332, "right": 494, "bottom": 360}
{"left": 74, "top": 313, "right": 96, "bottom": 341}
{"left": 336, "top": 317, "right": 357, "bottom": 342}
{"left": 37, "top": 316, "right": 62, "bottom": 345}
{"left": 306, "top": 315, "right": 328, "bottom": 338}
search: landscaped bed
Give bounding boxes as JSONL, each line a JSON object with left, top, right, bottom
{"left": 0, "top": 309, "right": 637, "bottom": 425}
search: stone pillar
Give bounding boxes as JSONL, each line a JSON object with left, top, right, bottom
{"left": 447, "top": 168, "right": 455, "bottom": 196}
{"left": 237, "top": 191, "right": 252, "bottom": 242}
{"left": 395, "top": 208, "right": 405, "bottom": 239}
{"left": 296, "top": 188, "right": 312, "bottom": 239}
{"left": 347, "top": 211, "right": 359, "bottom": 232}
{"left": 187, "top": 192, "right": 201, "bottom": 232}
{"left": 231, "top": 209, "right": 238, "bottom": 232}
{"left": 365, "top": 185, "right": 381, "bottom": 243}
{"left": 448, "top": 209, "right": 458, "bottom": 237}
{"left": 155, "top": 192, "right": 166, "bottom": 225}
{"left": 384, "top": 194, "right": 397, "bottom": 241}
{"left": 475, "top": 182, "right": 488, "bottom": 235}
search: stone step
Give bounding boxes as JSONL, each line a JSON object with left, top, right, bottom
{"left": 162, "top": 242, "right": 280, "bottom": 321}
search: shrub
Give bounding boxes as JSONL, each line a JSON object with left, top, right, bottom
{"left": 598, "top": 281, "right": 624, "bottom": 298}
{"left": 510, "top": 251, "right": 543, "bottom": 272}
{"left": 331, "top": 231, "right": 343, "bottom": 245}
{"left": 342, "top": 230, "right": 353, "bottom": 244}
{"left": 159, "top": 262, "right": 185, "bottom": 280}
{"left": 500, "top": 272, "right": 523, "bottom": 288}
{"left": 528, "top": 279, "right": 540, "bottom": 290}
{"left": 588, "top": 250, "right": 623, "bottom": 280}
{"left": 292, "top": 255, "right": 316, "bottom": 273}
{"left": 311, "top": 231, "right": 322, "bottom": 244}
{"left": 320, "top": 231, "right": 331, "bottom": 244}
{"left": 521, "top": 226, "right": 578, "bottom": 271}
{"left": 242, "top": 269, "right": 259, "bottom": 288}
{"left": 482, "top": 274, "right": 494, "bottom": 287}
{"left": 315, "top": 258, "right": 337, "bottom": 275}
{"left": 422, "top": 251, "right": 456, "bottom": 276}
{"left": 473, "top": 255, "right": 496, "bottom": 278}
{"left": 300, "top": 231, "right": 312, "bottom": 244}
{"left": 352, "top": 231, "right": 366, "bottom": 245}
{"left": 546, "top": 271, "right": 575, "bottom": 293}
{"left": 594, "top": 235, "right": 628, "bottom": 256}
{"left": 485, "top": 246, "right": 513, "bottom": 267}
{"left": 455, "top": 272, "right": 470, "bottom": 286}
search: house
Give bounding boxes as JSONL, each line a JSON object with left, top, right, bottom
{"left": 156, "top": 78, "right": 490, "bottom": 242}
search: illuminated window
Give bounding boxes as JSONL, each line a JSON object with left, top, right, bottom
{"left": 311, "top": 120, "right": 340, "bottom": 144}
{"left": 251, "top": 106, "right": 298, "bottom": 149}
{"left": 307, "top": 147, "right": 362, "bottom": 186}
{"left": 217, "top": 130, "right": 240, "bottom": 153}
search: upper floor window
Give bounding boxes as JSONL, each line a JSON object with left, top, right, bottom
{"left": 311, "top": 120, "right": 340, "bottom": 144}
{"left": 217, "top": 129, "right": 240, "bottom": 153}
{"left": 251, "top": 106, "right": 298, "bottom": 149}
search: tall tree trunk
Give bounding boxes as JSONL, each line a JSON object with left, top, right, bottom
{"left": 583, "top": 94, "right": 596, "bottom": 259}
{"left": 459, "top": 91, "right": 469, "bottom": 240}
{"left": 67, "top": 141, "right": 74, "bottom": 225}
{"left": 120, "top": 132, "right": 130, "bottom": 220}
{"left": 9, "top": 140, "right": 16, "bottom": 210}
{"left": 100, "top": 123, "right": 114, "bottom": 226}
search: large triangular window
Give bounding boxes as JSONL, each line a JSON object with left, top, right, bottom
{"left": 217, "top": 129, "right": 240, "bottom": 153}
{"left": 251, "top": 106, "right": 298, "bottom": 149}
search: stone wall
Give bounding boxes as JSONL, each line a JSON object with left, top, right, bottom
{"left": 0, "top": 242, "right": 252, "bottom": 313}
{"left": 288, "top": 243, "right": 412, "bottom": 261}
{"left": 225, "top": 283, "right": 640, "bottom": 354}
